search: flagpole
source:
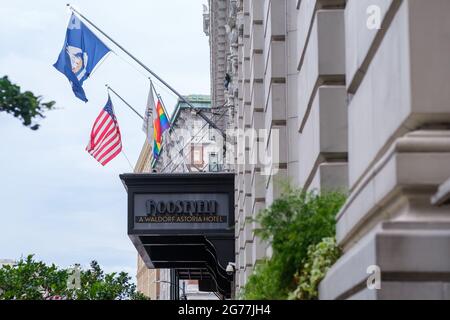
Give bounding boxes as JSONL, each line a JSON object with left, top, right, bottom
{"left": 66, "top": 4, "right": 226, "bottom": 139}
{"left": 149, "top": 79, "right": 170, "bottom": 122}
{"left": 106, "top": 85, "right": 144, "bottom": 120}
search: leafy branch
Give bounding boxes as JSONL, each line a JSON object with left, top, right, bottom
{"left": 0, "top": 76, "right": 55, "bottom": 130}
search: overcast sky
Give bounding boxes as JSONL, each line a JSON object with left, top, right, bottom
{"left": 0, "top": 0, "right": 210, "bottom": 275}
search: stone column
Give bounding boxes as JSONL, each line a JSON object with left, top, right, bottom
{"left": 320, "top": 0, "right": 450, "bottom": 300}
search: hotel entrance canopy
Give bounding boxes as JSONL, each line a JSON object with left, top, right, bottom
{"left": 120, "top": 173, "right": 235, "bottom": 298}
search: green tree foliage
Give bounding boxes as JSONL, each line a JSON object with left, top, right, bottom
{"left": 0, "top": 255, "right": 148, "bottom": 300}
{"left": 0, "top": 255, "right": 67, "bottom": 300}
{"left": 0, "top": 76, "right": 55, "bottom": 130}
{"left": 242, "top": 188, "right": 346, "bottom": 300}
{"left": 71, "top": 261, "right": 147, "bottom": 300}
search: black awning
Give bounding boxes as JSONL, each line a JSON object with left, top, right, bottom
{"left": 120, "top": 173, "right": 235, "bottom": 298}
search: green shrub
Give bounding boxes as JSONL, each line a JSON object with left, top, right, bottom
{"left": 239, "top": 260, "right": 280, "bottom": 300}
{"left": 288, "top": 237, "right": 341, "bottom": 300}
{"left": 241, "top": 187, "right": 346, "bottom": 300}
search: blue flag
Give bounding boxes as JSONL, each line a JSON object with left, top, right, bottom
{"left": 53, "top": 14, "right": 110, "bottom": 102}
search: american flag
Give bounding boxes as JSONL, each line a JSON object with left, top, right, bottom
{"left": 86, "top": 96, "right": 122, "bottom": 166}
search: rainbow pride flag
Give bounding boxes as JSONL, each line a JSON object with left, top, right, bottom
{"left": 152, "top": 99, "right": 170, "bottom": 159}
{"left": 157, "top": 99, "right": 170, "bottom": 132}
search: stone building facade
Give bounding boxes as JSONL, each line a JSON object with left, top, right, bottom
{"left": 152, "top": 95, "right": 225, "bottom": 173}
{"left": 205, "top": 0, "right": 450, "bottom": 299}
{"left": 136, "top": 256, "right": 160, "bottom": 300}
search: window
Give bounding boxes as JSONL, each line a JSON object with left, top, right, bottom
{"left": 191, "top": 145, "right": 204, "bottom": 167}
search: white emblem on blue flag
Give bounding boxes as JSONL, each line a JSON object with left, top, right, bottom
{"left": 66, "top": 46, "right": 88, "bottom": 81}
